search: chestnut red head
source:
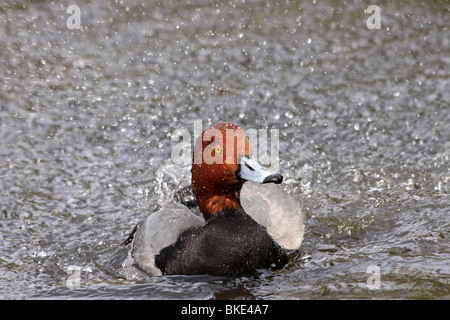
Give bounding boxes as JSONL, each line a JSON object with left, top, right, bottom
{"left": 191, "top": 122, "right": 283, "bottom": 219}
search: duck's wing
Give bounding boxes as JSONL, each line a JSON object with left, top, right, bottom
{"left": 240, "top": 181, "right": 304, "bottom": 250}
{"left": 129, "top": 203, "right": 205, "bottom": 276}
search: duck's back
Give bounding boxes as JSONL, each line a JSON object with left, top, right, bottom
{"left": 155, "top": 208, "right": 288, "bottom": 276}
{"left": 241, "top": 181, "right": 304, "bottom": 250}
{"left": 130, "top": 203, "right": 204, "bottom": 276}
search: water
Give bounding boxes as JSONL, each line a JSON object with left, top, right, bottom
{"left": 0, "top": 0, "right": 449, "bottom": 299}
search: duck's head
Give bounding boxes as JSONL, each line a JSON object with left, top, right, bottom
{"left": 191, "top": 122, "right": 283, "bottom": 219}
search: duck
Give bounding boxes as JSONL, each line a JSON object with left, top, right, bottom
{"left": 125, "top": 122, "right": 304, "bottom": 277}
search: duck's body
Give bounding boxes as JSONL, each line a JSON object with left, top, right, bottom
{"left": 126, "top": 122, "right": 304, "bottom": 277}
{"left": 155, "top": 207, "right": 287, "bottom": 276}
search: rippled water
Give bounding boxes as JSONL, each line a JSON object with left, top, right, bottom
{"left": 0, "top": 0, "right": 449, "bottom": 299}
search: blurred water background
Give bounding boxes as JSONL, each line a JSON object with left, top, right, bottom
{"left": 0, "top": 0, "right": 449, "bottom": 299}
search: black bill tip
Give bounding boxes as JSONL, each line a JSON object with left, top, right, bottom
{"left": 262, "top": 174, "right": 283, "bottom": 184}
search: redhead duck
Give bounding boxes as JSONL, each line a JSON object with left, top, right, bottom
{"left": 126, "top": 122, "right": 304, "bottom": 277}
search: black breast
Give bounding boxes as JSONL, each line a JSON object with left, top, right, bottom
{"left": 155, "top": 208, "right": 288, "bottom": 276}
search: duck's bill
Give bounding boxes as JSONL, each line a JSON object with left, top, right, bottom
{"left": 236, "top": 155, "right": 283, "bottom": 184}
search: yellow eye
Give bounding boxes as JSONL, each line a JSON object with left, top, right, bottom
{"left": 214, "top": 146, "right": 222, "bottom": 154}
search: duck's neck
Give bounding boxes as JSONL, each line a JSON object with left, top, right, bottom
{"left": 198, "top": 193, "right": 241, "bottom": 219}
{"left": 194, "top": 183, "right": 244, "bottom": 220}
